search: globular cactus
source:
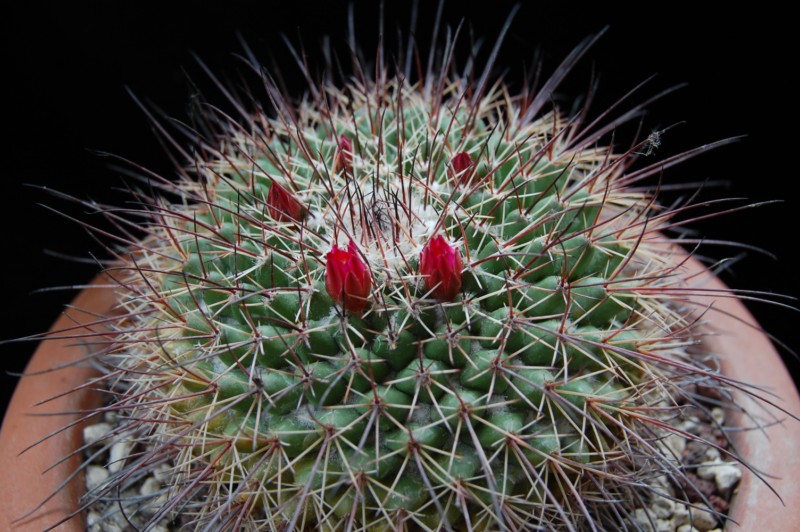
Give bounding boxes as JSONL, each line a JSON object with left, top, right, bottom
{"left": 48, "top": 25, "right": 757, "bottom": 532}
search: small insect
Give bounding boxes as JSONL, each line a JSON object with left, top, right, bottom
{"left": 640, "top": 129, "right": 663, "bottom": 156}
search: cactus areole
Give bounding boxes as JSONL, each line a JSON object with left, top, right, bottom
{"left": 41, "top": 26, "right": 781, "bottom": 532}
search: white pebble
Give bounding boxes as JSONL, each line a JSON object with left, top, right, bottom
{"left": 654, "top": 518, "right": 672, "bottom": 532}
{"left": 651, "top": 496, "right": 675, "bottom": 519}
{"left": 85, "top": 465, "right": 109, "bottom": 491}
{"left": 664, "top": 433, "right": 686, "bottom": 456}
{"left": 83, "top": 423, "right": 112, "bottom": 447}
{"left": 87, "top": 511, "right": 102, "bottom": 532}
{"left": 153, "top": 462, "right": 171, "bottom": 482}
{"left": 140, "top": 476, "right": 161, "bottom": 497}
{"left": 676, "top": 525, "right": 700, "bottom": 532}
{"left": 697, "top": 462, "right": 717, "bottom": 480}
{"left": 697, "top": 448, "right": 723, "bottom": 479}
{"left": 632, "top": 508, "right": 656, "bottom": 531}
{"left": 714, "top": 463, "right": 742, "bottom": 493}
{"left": 690, "top": 507, "right": 718, "bottom": 531}
{"left": 142, "top": 492, "right": 169, "bottom": 517}
{"left": 108, "top": 441, "right": 132, "bottom": 473}
{"left": 711, "top": 408, "right": 725, "bottom": 425}
{"left": 696, "top": 468, "right": 712, "bottom": 480}
{"left": 633, "top": 508, "right": 675, "bottom": 532}
{"left": 672, "top": 503, "right": 691, "bottom": 527}
{"left": 98, "top": 520, "right": 123, "bottom": 532}
{"left": 704, "top": 447, "right": 721, "bottom": 462}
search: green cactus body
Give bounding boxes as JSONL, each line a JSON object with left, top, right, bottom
{"left": 100, "top": 67, "right": 711, "bottom": 530}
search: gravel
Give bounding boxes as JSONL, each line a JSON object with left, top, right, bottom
{"left": 627, "top": 401, "right": 743, "bottom": 532}
{"left": 82, "top": 398, "right": 741, "bottom": 530}
{"left": 81, "top": 414, "right": 182, "bottom": 531}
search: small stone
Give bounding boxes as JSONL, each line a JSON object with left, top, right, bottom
{"left": 694, "top": 407, "right": 712, "bottom": 423}
{"left": 665, "top": 433, "right": 686, "bottom": 456}
{"left": 708, "top": 494, "right": 729, "bottom": 515}
{"left": 87, "top": 511, "right": 103, "bottom": 532}
{"left": 651, "top": 476, "right": 672, "bottom": 490}
{"left": 632, "top": 508, "right": 656, "bottom": 531}
{"left": 651, "top": 496, "right": 675, "bottom": 519}
{"left": 690, "top": 507, "right": 718, "bottom": 531}
{"left": 108, "top": 441, "right": 132, "bottom": 473}
{"left": 676, "top": 525, "right": 699, "bottom": 532}
{"left": 142, "top": 492, "right": 169, "bottom": 517}
{"left": 713, "top": 463, "right": 742, "bottom": 493}
{"left": 83, "top": 423, "right": 112, "bottom": 447}
{"left": 683, "top": 440, "right": 709, "bottom": 463}
{"left": 697, "top": 463, "right": 717, "bottom": 480}
{"left": 673, "top": 503, "right": 691, "bottom": 527}
{"left": 85, "top": 465, "right": 109, "bottom": 491}
{"left": 654, "top": 518, "right": 672, "bottom": 532}
{"left": 630, "top": 509, "right": 673, "bottom": 532}
{"left": 649, "top": 476, "right": 676, "bottom": 498}
{"left": 696, "top": 447, "right": 721, "bottom": 478}
{"left": 710, "top": 407, "right": 725, "bottom": 425}
{"left": 680, "top": 419, "right": 699, "bottom": 434}
{"left": 674, "top": 472, "right": 716, "bottom": 503}
{"left": 696, "top": 384, "right": 724, "bottom": 401}
{"left": 153, "top": 462, "right": 171, "bottom": 482}
{"left": 140, "top": 476, "right": 161, "bottom": 497}
{"left": 704, "top": 447, "right": 721, "bottom": 462}
{"left": 97, "top": 520, "right": 123, "bottom": 532}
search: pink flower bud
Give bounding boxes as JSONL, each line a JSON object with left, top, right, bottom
{"left": 334, "top": 134, "right": 354, "bottom": 173}
{"left": 325, "top": 240, "right": 371, "bottom": 313}
{"left": 420, "top": 235, "right": 463, "bottom": 302}
{"left": 448, "top": 151, "right": 475, "bottom": 185}
{"left": 267, "top": 181, "right": 305, "bottom": 222}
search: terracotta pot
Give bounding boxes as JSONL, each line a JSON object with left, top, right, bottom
{"left": 0, "top": 275, "right": 117, "bottom": 532}
{"left": 0, "top": 262, "right": 798, "bottom": 530}
{"left": 680, "top": 258, "right": 800, "bottom": 530}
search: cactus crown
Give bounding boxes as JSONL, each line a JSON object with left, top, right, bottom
{"left": 50, "top": 23, "right": 751, "bottom": 532}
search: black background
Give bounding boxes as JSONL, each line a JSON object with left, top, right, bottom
{"left": 2, "top": 2, "right": 797, "bottom": 414}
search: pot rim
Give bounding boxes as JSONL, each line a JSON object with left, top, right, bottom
{"left": 679, "top": 256, "right": 800, "bottom": 530}
{"left": 0, "top": 274, "right": 118, "bottom": 532}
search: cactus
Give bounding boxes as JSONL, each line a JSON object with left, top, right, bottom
{"left": 26, "top": 18, "right": 779, "bottom": 532}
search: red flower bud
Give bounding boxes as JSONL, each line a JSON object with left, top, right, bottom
{"left": 325, "top": 240, "right": 371, "bottom": 313}
{"left": 334, "top": 134, "right": 354, "bottom": 173}
{"left": 267, "top": 181, "right": 305, "bottom": 222}
{"left": 448, "top": 151, "right": 475, "bottom": 185}
{"left": 420, "top": 235, "right": 463, "bottom": 302}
